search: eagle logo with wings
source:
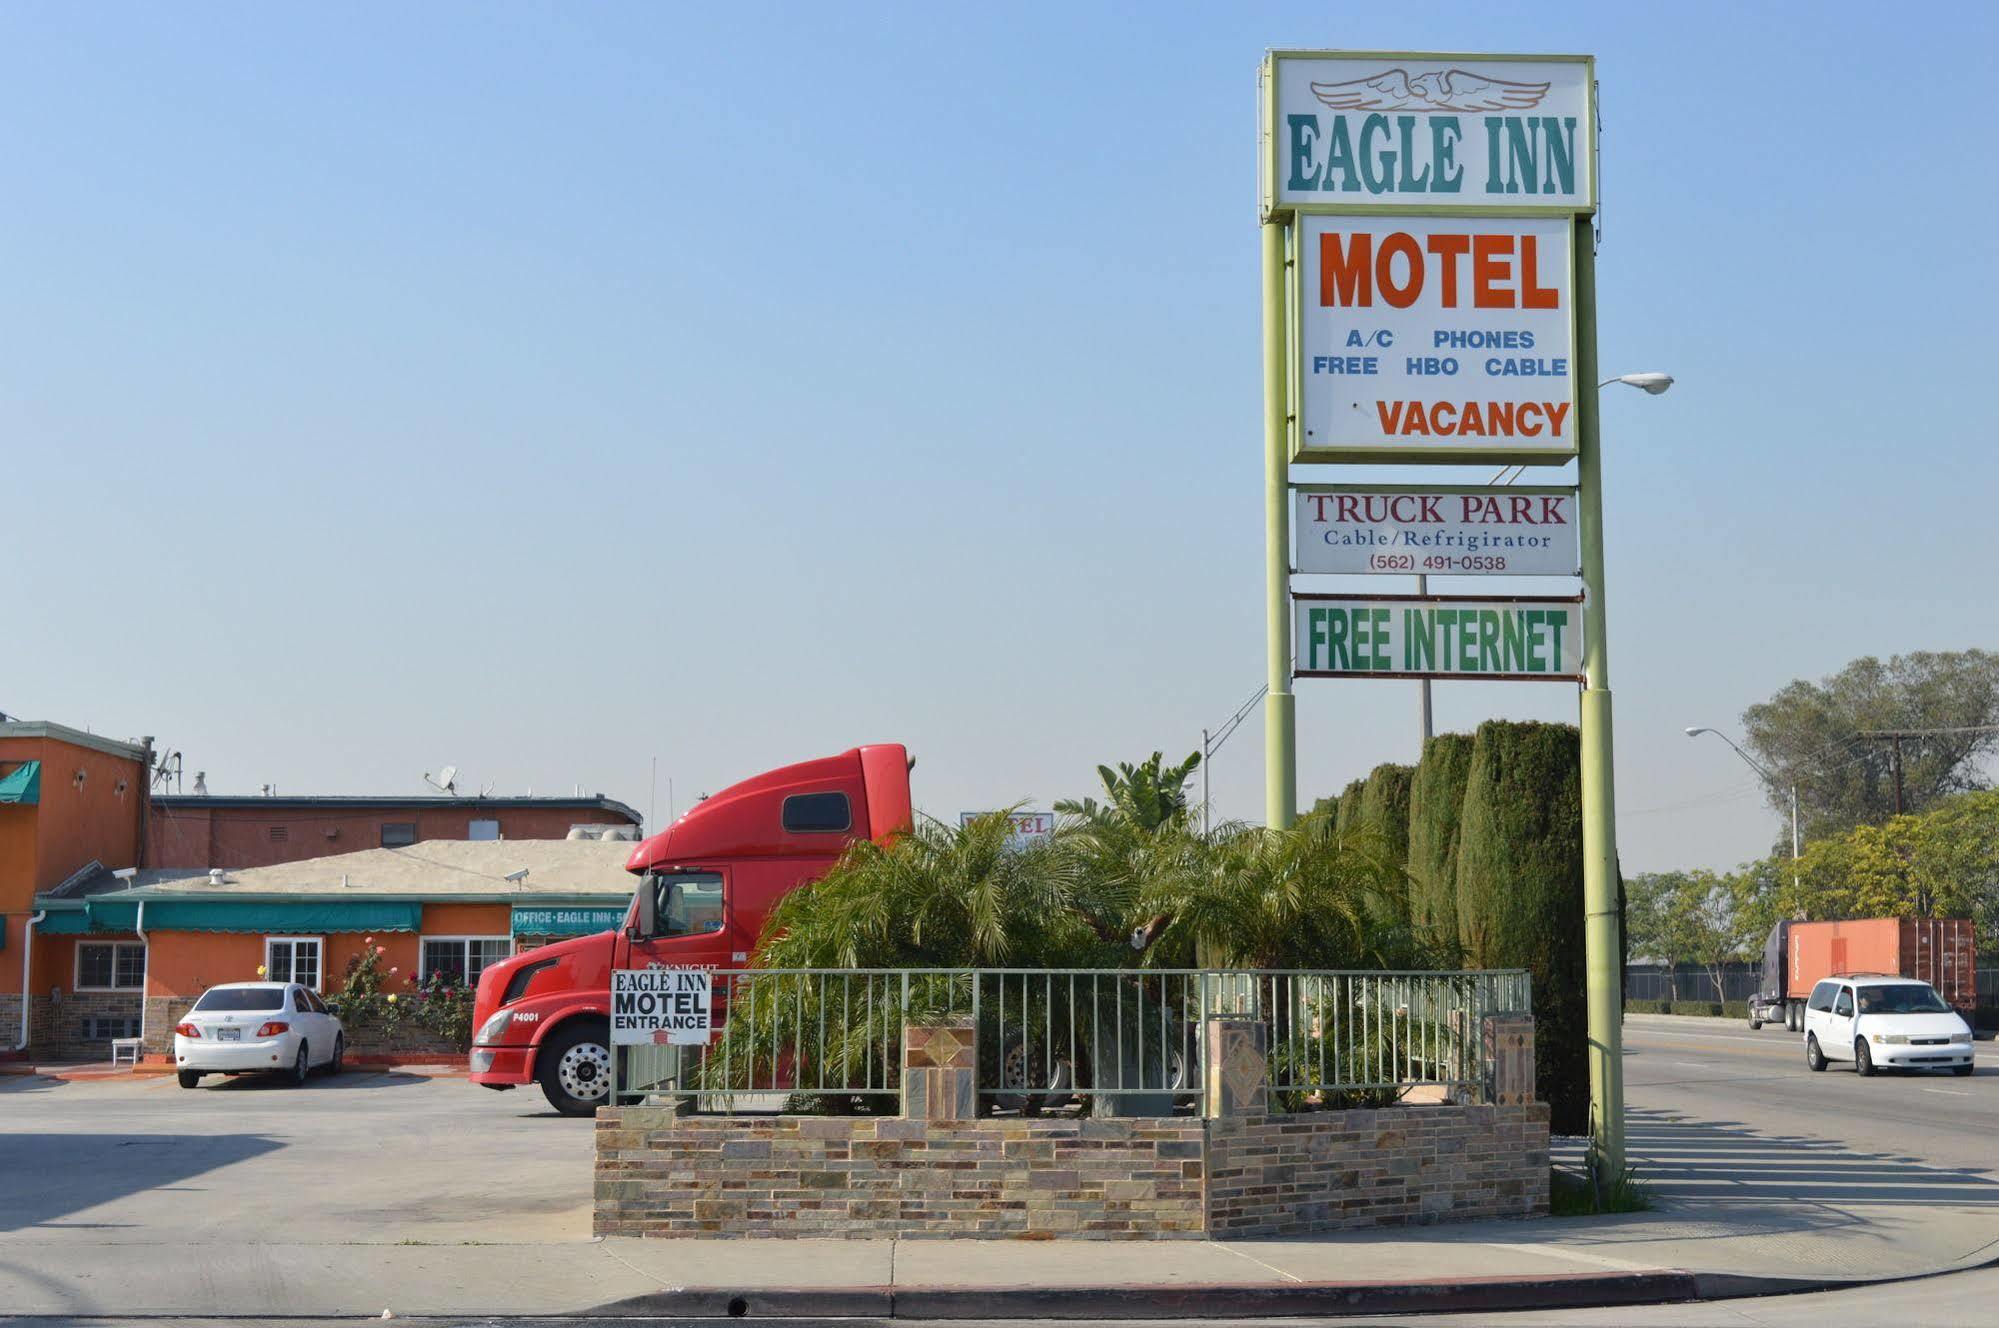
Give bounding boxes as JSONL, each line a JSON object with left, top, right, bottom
{"left": 1309, "top": 68, "right": 1550, "bottom": 114}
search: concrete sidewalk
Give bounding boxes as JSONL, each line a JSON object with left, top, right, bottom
{"left": 4, "top": 1198, "right": 1997, "bottom": 1320}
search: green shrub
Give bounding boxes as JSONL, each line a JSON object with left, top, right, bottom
{"left": 1354, "top": 763, "right": 1415, "bottom": 925}
{"left": 1624, "top": 999, "right": 1668, "bottom": 1014}
{"left": 1455, "top": 720, "right": 1586, "bottom": 1135}
{"left": 1722, "top": 1000, "right": 1750, "bottom": 1020}
{"left": 1407, "top": 733, "right": 1475, "bottom": 948}
{"left": 1668, "top": 1000, "right": 1724, "bottom": 1017}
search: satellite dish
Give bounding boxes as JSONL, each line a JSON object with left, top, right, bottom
{"left": 423, "top": 765, "right": 460, "bottom": 795}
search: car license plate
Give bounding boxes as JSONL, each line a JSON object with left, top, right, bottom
{"left": 218, "top": 1027, "right": 241, "bottom": 1041}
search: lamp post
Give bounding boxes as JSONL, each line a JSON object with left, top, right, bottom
{"left": 1571, "top": 317, "right": 1675, "bottom": 1187}
{"left": 1684, "top": 726, "right": 1801, "bottom": 891}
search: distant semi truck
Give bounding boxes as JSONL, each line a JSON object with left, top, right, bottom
{"left": 1748, "top": 917, "right": 1976, "bottom": 1032}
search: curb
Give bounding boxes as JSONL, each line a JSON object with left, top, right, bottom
{"left": 588, "top": 1270, "right": 1704, "bottom": 1319}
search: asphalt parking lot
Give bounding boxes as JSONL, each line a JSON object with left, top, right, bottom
{"left": 0, "top": 1067, "right": 595, "bottom": 1246}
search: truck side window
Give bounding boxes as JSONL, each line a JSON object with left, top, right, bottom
{"left": 650, "top": 872, "right": 725, "bottom": 938}
{"left": 1833, "top": 988, "right": 1853, "bottom": 1018}
{"left": 782, "top": 792, "right": 851, "bottom": 833}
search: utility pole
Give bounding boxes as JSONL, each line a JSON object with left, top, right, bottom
{"left": 1415, "top": 575, "right": 1433, "bottom": 743}
{"left": 1852, "top": 726, "right": 1999, "bottom": 818}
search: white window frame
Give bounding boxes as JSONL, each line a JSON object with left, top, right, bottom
{"left": 264, "top": 936, "right": 324, "bottom": 992}
{"left": 74, "top": 941, "right": 148, "bottom": 992}
{"left": 419, "top": 935, "right": 514, "bottom": 984}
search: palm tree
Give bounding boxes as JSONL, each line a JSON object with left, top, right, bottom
{"left": 1054, "top": 751, "right": 1201, "bottom": 833}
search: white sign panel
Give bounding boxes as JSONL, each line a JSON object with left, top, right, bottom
{"left": 1294, "top": 213, "right": 1575, "bottom": 463}
{"left": 960, "top": 811, "right": 1055, "bottom": 849}
{"left": 612, "top": 967, "right": 714, "bottom": 1046}
{"left": 1295, "top": 487, "right": 1578, "bottom": 576}
{"left": 1264, "top": 52, "right": 1595, "bottom": 214}
{"left": 1294, "top": 595, "right": 1582, "bottom": 680}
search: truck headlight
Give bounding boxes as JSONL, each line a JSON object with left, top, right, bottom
{"left": 475, "top": 1009, "right": 514, "bottom": 1044}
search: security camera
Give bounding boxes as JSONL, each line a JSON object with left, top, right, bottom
{"left": 503, "top": 868, "right": 530, "bottom": 884}
{"left": 112, "top": 867, "right": 138, "bottom": 881}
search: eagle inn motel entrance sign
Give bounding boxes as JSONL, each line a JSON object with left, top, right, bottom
{"left": 1256, "top": 49, "right": 1627, "bottom": 1188}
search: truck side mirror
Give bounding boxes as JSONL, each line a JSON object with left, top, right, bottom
{"left": 631, "top": 881, "right": 657, "bottom": 938}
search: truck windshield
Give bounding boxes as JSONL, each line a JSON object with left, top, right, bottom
{"left": 1858, "top": 985, "right": 1950, "bottom": 1014}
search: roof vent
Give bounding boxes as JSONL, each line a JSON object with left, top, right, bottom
{"left": 602, "top": 825, "right": 640, "bottom": 842}
{"left": 566, "top": 825, "right": 598, "bottom": 841}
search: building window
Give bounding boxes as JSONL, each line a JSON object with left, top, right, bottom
{"left": 82, "top": 1016, "right": 140, "bottom": 1040}
{"left": 268, "top": 825, "right": 289, "bottom": 842}
{"left": 420, "top": 936, "right": 513, "bottom": 986}
{"left": 76, "top": 941, "right": 147, "bottom": 991}
{"left": 781, "top": 791, "right": 851, "bottom": 833}
{"left": 467, "top": 818, "right": 500, "bottom": 841}
{"left": 265, "top": 937, "right": 323, "bottom": 990}
{"left": 381, "top": 822, "right": 418, "bottom": 847}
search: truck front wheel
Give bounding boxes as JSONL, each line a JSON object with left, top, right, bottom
{"left": 537, "top": 1020, "right": 613, "bottom": 1117}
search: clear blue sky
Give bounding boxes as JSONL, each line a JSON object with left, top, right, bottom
{"left": 5, "top": 2, "right": 1993, "bottom": 873}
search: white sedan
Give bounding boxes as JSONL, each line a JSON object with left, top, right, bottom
{"left": 172, "top": 982, "right": 345, "bottom": 1089}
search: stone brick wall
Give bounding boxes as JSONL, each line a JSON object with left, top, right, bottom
{"left": 139, "top": 997, "right": 465, "bottom": 1059}
{"left": 0, "top": 995, "right": 21, "bottom": 1054}
{"left": 1206, "top": 1103, "right": 1550, "bottom": 1235}
{"left": 32, "top": 991, "right": 145, "bottom": 1061}
{"left": 596, "top": 1112, "right": 1206, "bottom": 1239}
{"left": 593, "top": 1012, "right": 1552, "bottom": 1240}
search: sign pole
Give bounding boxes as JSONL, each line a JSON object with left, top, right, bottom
{"left": 1573, "top": 214, "right": 1625, "bottom": 1188}
{"left": 1262, "top": 218, "right": 1296, "bottom": 830}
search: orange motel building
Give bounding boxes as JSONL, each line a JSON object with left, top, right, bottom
{"left": 3, "top": 717, "right": 641, "bottom": 1063}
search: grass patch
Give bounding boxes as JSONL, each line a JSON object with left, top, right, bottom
{"left": 1550, "top": 1165, "right": 1652, "bottom": 1216}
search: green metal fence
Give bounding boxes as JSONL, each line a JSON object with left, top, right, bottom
{"left": 612, "top": 967, "right": 1530, "bottom": 1114}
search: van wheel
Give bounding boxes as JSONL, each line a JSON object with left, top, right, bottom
{"left": 538, "top": 1021, "right": 612, "bottom": 1116}
{"left": 177, "top": 1071, "right": 202, "bottom": 1089}
{"left": 1805, "top": 1034, "right": 1826, "bottom": 1071}
{"left": 1854, "top": 1039, "right": 1875, "bottom": 1077}
{"left": 1952, "top": 1063, "right": 1975, "bottom": 1077}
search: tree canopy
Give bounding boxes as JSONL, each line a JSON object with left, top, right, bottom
{"left": 1742, "top": 650, "right": 1999, "bottom": 842}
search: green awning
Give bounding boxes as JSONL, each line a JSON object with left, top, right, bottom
{"left": 512, "top": 904, "right": 628, "bottom": 936}
{"left": 37, "top": 907, "right": 99, "bottom": 935}
{"left": 84, "top": 898, "right": 422, "bottom": 934}
{"left": 0, "top": 761, "right": 40, "bottom": 805}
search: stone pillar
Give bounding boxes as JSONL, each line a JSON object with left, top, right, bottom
{"left": 902, "top": 1016, "right": 976, "bottom": 1121}
{"left": 1203, "top": 1017, "right": 1268, "bottom": 1118}
{"left": 1483, "top": 1014, "right": 1536, "bottom": 1105}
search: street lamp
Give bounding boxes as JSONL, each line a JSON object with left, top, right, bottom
{"left": 1684, "top": 726, "right": 1801, "bottom": 889}
{"left": 1487, "top": 372, "right": 1675, "bottom": 486}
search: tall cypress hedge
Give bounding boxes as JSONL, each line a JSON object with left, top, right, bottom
{"left": 1332, "top": 778, "right": 1368, "bottom": 835}
{"left": 1406, "top": 732, "right": 1475, "bottom": 948}
{"left": 1454, "top": 720, "right": 1586, "bottom": 1135}
{"left": 1354, "top": 763, "right": 1415, "bottom": 924}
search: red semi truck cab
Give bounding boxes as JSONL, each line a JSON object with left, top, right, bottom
{"left": 468, "top": 744, "right": 913, "bottom": 1114}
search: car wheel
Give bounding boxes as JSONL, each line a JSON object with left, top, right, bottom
{"left": 290, "top": 1043, "right": 310, "bottom": 1087}
{"left": 177, "top": 1070, "right": 202, "bottom": 1089}
{"left": 1805, "top": 1034, "right": 1827, "bottom": 1071}
{"left": 1953, "top": 1063, "right": 1975, "bottom": 1077}
{"left": 538, "top": 1021, "right": 612, "bottom": 1117}
{"left": 1854, "top": 1039, "right": 1875, "bottom": 1077}
{"left": 327, "top": 1035, "right": 344, "bottom": 1076}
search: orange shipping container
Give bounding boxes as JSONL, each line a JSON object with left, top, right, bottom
{"left": 1784, "top": 917, "right": 1977, "bottom": 1011}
